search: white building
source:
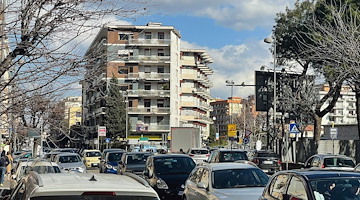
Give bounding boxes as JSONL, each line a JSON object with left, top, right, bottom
{"left": 82, "top": 23, "right": 213, "bottom": 144}
{"left": 320, "top": 84, "right": 357, "bottom": 126}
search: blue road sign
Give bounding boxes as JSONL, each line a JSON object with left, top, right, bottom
{"left": 105, "top": 138, "right": 111, "bottom": 143}
{"left": 289, "top": 123, "right": 300, "bottom": 133}
{"left": 243, "top": 137, "right": 249, "bottom": 144}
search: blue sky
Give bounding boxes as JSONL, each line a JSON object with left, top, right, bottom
{"left": 75, "top": 0, "right": 297, "bottom": 99}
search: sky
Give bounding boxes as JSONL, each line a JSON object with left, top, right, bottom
{"left": 73, "top": 0, "right": 297, "bottom": 99}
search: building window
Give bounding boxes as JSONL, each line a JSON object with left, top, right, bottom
{"left": 144, "top": 116, "right": 151, "bottom": 124}
{"left": 145, "top": 32, "right": 151, "bottom": 39}
{"left": 158, "top": 32, "right": 164, "bottom": 39}
{"left": 118, "top": 68, "right": 128, "bottom": 74}
{"left": 129, "top": 100, "right": 133, "bottom": 107}
{"left": 145, "top": 66, "right": 151, "bottom": 73}
{"left": 144, "top": 99, "right": 151, "bottom": 108}
{"left": 76, "top": 112, "right": 81, "bottom": 117}
{"left": 119, "top": 34, "right": 129, "bottom": 40}
{"left": 157, "top": 100, "right": 164, "bottom": 107}
{"left": 158, "top": 49, "right": 164, "bottom": 56}
{"left": 144, "top": 49, "right": 151, "bottom": 56}
{"left": 157, "top": 116, "right": 164, "bottom": 123}
{"left": 129, "top": 67, "right": 133, "bottom": 73}
{"left": 120, "top": 86, "right": 128, "bottom": 91}
{"left": 144, "top": 83, "right": 151, "bottom": 90}
{"left": 157, "top": 66, "right": 164, "bottom": 73}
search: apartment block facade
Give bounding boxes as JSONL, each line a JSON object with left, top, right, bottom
{"left": 82, "top": 23, "right": 213, "bottom": 145}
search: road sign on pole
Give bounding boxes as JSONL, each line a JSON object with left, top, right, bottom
{"left": 227, "top": 124, "right": 237, "bottom": 137}
{"left": 289, "top": 123, "right": 300, "bottom": 134}
{"left": 98, "top": 126, "right": 106, "bottom": 136}
{"left": 330, "top": 128, "right": 338, "bottom": 139}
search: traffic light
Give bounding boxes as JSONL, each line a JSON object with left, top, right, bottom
{"left": 236, "top": 131, "right": 240, "bottom": 142}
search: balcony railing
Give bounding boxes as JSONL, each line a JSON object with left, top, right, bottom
{"left": 128, "top": 107, "right": 170, "bottom": 114}
{"left": 126, "top": 90, "right": 170, "bottom": 97}
{"left": 118, "top": 55, "right": 171, "bottom": 62}
{"left": 130, "top": 124, "right": 170, "bottom": 131}
{"left": 128, "top": 39, "right": 171, "bottom": 45}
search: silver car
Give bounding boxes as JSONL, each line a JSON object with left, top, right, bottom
{"left": 187, "top": 148, "right": 210, "bottom": 164}
{"left": 303, "top": 154, "right": 356, "bottom": 171}
{"left": 54, "top": 152, "right": 87, "bottom": 173}
{"left": 183, "top": 163, "right": 269, "bottom": 200}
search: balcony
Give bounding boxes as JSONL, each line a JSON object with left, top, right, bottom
{"left": 181, "top": 101, "right": 213, "bottom": 111}
{"left": 126, "top": 89, "right": 170, "bottom": 97}
{"left": 127, "top": 39, "right": 171, "bottom": 46}
{"left": 117, "top": 55, "right": 171, "bottom": 63}
{"left": 130, "top": 124, "right": 170, "bottom": 132}
{"left": 181, "top": 114, "right": 213, "bottom": 124}
{"left": 347, "top": 114, "right": 357, "bottom": 118}
{"left": 347, "top": 105, "right": 356, "bottom": 110}
{"left": 128, "top": 107, "right": 170, "bottom": 114}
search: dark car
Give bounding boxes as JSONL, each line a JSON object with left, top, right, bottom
{"left": 99, "top": 151, "right": 124, "bottom": 174}
{"left": 205, "top": 149, "right": 248, "bottom": 163}
{"left": 248, "top": 150, "right": 281, "bottom": 174}
{"left": 143, "top": 154, "right": 196, "bottom": 200}
{"left": 304, "top": 154, "right": 356, "bottom": 171}
{"left": 118, "top": 152, "right": 152, "bottom": 175}
{"left": 260, "top": 169, "right": 360, "bottom": 200}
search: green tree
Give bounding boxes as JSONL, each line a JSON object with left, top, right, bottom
{"left": 104, "top": 77, "right": 127, "bottom": 139}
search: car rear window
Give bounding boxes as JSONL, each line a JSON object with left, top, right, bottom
{"left": 190, "top": 150, "right": 209, "bottom": 154}
{"left": 59, "top": 156, "right": 81, "bottom": 163}
{"left": 257, "top": 152, "right": 278, "bottom": 157}
{"left": 219, "top": 152, "right": 248, "bottom": 162}
{"left": 323, "top": 158, "right": 355, "bottom": 167}
{"left": 154, "top": 157, "right": 195, "bottom": 175}
{"left": 127, "top": 154, "right": 150, "bottom": 164}
{"left": 31, "top": 196, "right": 158, "bottom": 200}
{"left": 86, "top": 151, "right": 101, "bottom": 157}
{"left": 108, "top": 152, "right": 123, "bottom": 162}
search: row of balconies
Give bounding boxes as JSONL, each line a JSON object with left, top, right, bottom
{"left": 117, "top": 55, "right": 171, "bottom": 62}
{"left": 127, "top": 38, "right": 171, "bottom": 45}
{"left": 128, "top": 107, "right": 170, "bottom": 114}
{"left": 127, "top": 73, "right": 170, "bottom": 80}
{"left": 328, "top": 113, "right": 357, "bottom": 118}
{"left": 181, "top": 101, "right": 213, "bottom": 111}
{"left": 126, "top": 90, "right": 170, "bottom": 97}
{"left": 130, "top": 124, "right": 170, "bottom": 132}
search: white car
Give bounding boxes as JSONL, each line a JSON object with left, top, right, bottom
{"left": 8, "top": 172, "right": 160, "bottom": 199}
{"left": 54, "top": 152, "right": 87, "bottom": 173}
{"left": 187, "top": 148, "right": 210, "bottom": 164}
{"left": 184, "top": 163, "right": 269, "bottom": 200}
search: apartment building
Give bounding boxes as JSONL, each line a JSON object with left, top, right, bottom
{"left": 210, "top": 97, "right": 243, "bottom": 134}
{"left": 63, "top": 96, "right": 82, "bottom": 129}
{"left": 320, "top": 84, "right": 358, "bottom": 125}
{"left": 82, "top": 22, "right": 213, "bottom": 144}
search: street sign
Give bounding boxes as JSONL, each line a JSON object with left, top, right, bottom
{"left": 243, "top": 137, "right": 249, "bottom": 144}
{"left": 289, "top": 123, "right": 300, "bottom": 134}
{"left": 256, "top": 140, "right": 262, "bottom": 150}
{"left": 98, "top": 126, "right": 106, "bottom": 136}
{"left": 330, "top": 128, "right": 338, "bottom": 139}
{"left": 227, "top": 124, "right": 237, "bottom": 137}
{"left": 105, "top": 138, "right": 111, "bottom": 143}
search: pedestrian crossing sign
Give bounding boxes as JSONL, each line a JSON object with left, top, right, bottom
{"left": 289, "top": 123, "right": 300, "bottom": 133}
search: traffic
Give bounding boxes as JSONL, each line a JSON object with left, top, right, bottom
{"left": 0, "top": 146, "right": 359, "bottom": 200}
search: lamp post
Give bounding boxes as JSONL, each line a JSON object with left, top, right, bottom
{"left": 264, "top": 37, "right": 277, "bottom": 150}
{"left": 225, "top": 80, "right": 235, "bottom": 124}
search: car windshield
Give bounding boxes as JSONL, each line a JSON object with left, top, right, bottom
{"left": 310, "top": 178, "right": 360, "bottom": 200}
{"left": 190, "top": 150, "right": 209, "bottom": 154}
{"left": 31, "top": 196, "right": 158, "bottom": 200}
{"left": 59, "top": 156, "right": 81, "bottom": 163}
{"left": 257, "top": 152, "right": 278, "bottom": 157}
{"left": 127, "top": 154, "right": 150, "bottom": 165}
{"left": 323, "top": 158, "right": 355, "bottom": 167}
{"left": 32, "top": 166, "right": 62, "bottom": 174}
{"left": 86, "top": 151, "right": 101, "bottom": 157}
{"left": 108, "top": 152, "right": 123, "bottom": 162}
{"left": 212, "top": 168, "right": 269, "bottom": 189}
{"left": 154, "top": 157, "right": 195, "bottom": 175}
{"left": 219, "top": 152, "right": 248, "bottom": 162}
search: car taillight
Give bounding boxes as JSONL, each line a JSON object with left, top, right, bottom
{"left": 82, "top": 192, "right": 116, "bottom": 196}
{"left": 321, "top": 164, "right": 325, "bottom": 168}
{"left": 189, "top": 154, "right": 194, "bottom": 157}
{"left": 206, "top": 154, "right": 210, "bottom": 157}
{"left": 278, "top": 160, "right": 282, "bottom": 165}
{"left": 253, "top": 159, "right": 259, "bottom": 164}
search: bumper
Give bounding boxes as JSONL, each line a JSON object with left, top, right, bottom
{"left": 85, "top": 162, "right": 100, "bottom": 168}
{"left": 155, "top": 188, "right": 184, "bottom": 200}
{"left": 105, "top": 168, "right": 117, "bottom": 174}
{"left": 258, "top": 165, "right": 281, "bottom": 174}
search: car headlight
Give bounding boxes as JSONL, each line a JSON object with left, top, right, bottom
{"left": 156, "top": 178, "right": 169, "bottom": 189}
{"left": 86, "top": 160, "right": 91, "bottom": 163}
{"left": 105, "top": 164, "right": 114, "bottom": 169}
{"left": 78, "top": 167, "right": 86, "bottom": 173}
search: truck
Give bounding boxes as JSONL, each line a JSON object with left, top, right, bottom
{"left": 170, "top": 127, "right": 201, "bottom": 153}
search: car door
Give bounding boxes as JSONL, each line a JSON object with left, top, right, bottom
{"left": 263, "top": 174, "right": 290, "bottom": 200}
{"left": 185, "top": 167, "right": 203, "bottom": 199}
{"left": 196, "top": 168, "right": 210, "bottom": 200}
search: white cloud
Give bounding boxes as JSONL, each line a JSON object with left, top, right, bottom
{"left": 181, "top": 40, "right": 273, "bottom": 99}
{"left": 149, "top": 0, "right": 295, "bottom": 30}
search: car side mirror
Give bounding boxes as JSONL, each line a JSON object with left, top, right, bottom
{"left": 197, "top": 182, "right": 207, "bottom": 189}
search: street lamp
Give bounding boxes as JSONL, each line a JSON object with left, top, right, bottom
{"left": 264, "top": 37, "right": 277, "bottom": 150}
{"left": 225, "top": 80, "right": 235, "bottom": 124}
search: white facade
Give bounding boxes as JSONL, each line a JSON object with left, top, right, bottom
{"left": 320, "top": 85, "right": 358, "bottom": 126}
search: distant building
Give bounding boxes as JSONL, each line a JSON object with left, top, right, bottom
{"left": 63, "top": 96, "right": 82, "bottom": 129}
{"left": 320, "top": 84, "right": 357, "bottom": 126}
{"left": 210, "top": 97, "right": 242, "bottom": 134}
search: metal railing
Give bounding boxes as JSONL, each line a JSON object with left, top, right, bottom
{"left": 128, "top": 39, "right": 171, "bottom": 45}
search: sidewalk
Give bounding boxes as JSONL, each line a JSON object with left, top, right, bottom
{"left": 0, "top": 176, "right": 11, "bottom": 189}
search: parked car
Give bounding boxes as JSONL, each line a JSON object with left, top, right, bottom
{"left": 118, "top": 152, "right": 152, "bottom": 175}
{"left": 205, "top": 149, "right": 248, "bottom": 163}
{"left": 81, "top": 149, "right": 102, "bottom": 168}
{"left": 248, "top": 150, "right": 281, "bottom": 174}
{"left": 187, "top": 148, "right": 210, "bottom": 164}
{"left": 54, "top": 152, "right": 87, "bottom": 173}
{"left": 143, "top": 154, "right": 196, "bottom": 200}
{"left": 303, "top": 154, "right": 356, "bottom": 171}
{"left": 184, "top": 163, "right": 269, "bottom": 200}
{"left": 8, "top": 171, "right": 160, "bottom": 199}
{"left": 99, "top": 151, "right": 124, "bottom": 174}
{"left": 260, "top": 169, "right": 360, "bottom": 200}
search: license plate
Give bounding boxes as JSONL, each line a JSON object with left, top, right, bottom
{"left": 92, "top": 163, "right": 99, "bottom": 167}
{"left": 263, "top": 161, "right": 273, "bottom": 164}
{"left": 178, "top": 191, "right": 184, "bottom": 196}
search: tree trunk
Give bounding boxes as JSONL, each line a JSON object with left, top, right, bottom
{"left": 355, "top": 84, "right": 360, "bottom": 139}
{"left": 313, "top": 115, "right": 322, "bottom": 142}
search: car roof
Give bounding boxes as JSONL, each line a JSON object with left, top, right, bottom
{"left": 124, "top": 152, "right": 152, "bottom": 155}
{"left": 102, "top": 149, "right": 124, "bottom": 152}
{"left": 277, "top": 169, "right": 360, "bottom": 180}
{"left": 217, "top": 149, "right": 247, "bottom": 152}
{"left": 189, "top": 148, "right": 208, "bottom": 150}
{"left": 151, "top": 154, "right": 192, "bottom": 159}
{"left": 56, "top": 153, "right": 80, "bottom": 156}
{"left": 311, "top": 154, "right": 354, "bottom": 159}
{"left": 83, "top": 149, "right": 101, "bottom": 153}
{"left": 203, "top": 163, "right": 259, "bottom": 171}
{"left": 28, "top": 172, "right": 158, "bottom": 197}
